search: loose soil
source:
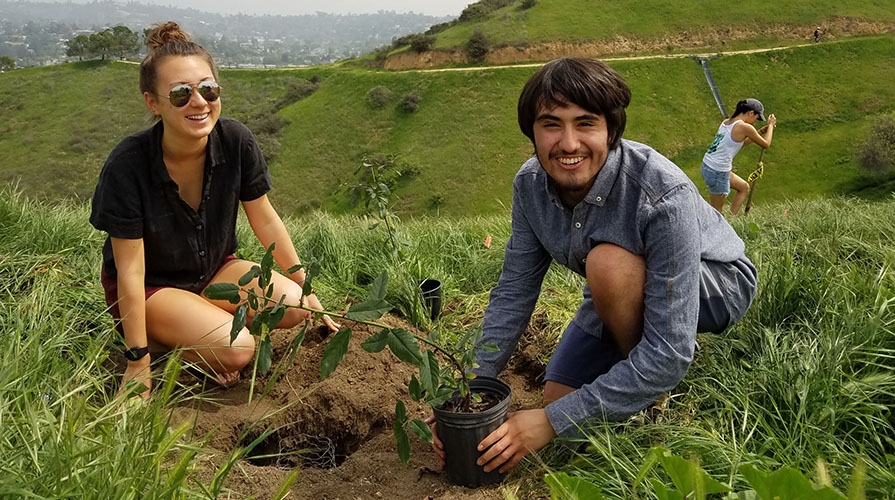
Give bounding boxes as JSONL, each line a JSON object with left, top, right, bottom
{"left": 160, "top": 315, "right": 547, "bottom": 500}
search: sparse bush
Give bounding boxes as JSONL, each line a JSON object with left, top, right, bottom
{"left": 520, "top": 0, "right": 537, "bottom": 9}
{"left": 367, "top": 86, "right": 394, "bottom": 109}
{"left": 408, "top": 34, "right": 436, "bottom": 53}
{"left": 309, "top": 74, "right": 322, "bottom": 84}
{"left": 400, "top": 92, "right": 422, "bottom": 113}
{"left": 466, "top": 30, "right": 491, "bottom": 62}
{"left": 858, "top": 115, "right": 895, "bottom": 175}
{"left": 276, "top": 79, "right": 318, "bottom": 108}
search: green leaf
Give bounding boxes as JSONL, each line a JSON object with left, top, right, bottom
{"left": 544, "top": 472, "right": 604, "bottom": 500}
{"left": 286, "top": 263, "right": 304, "bottom": 275}
{"left": 259, "top": 243, "right": 275, "bottom": 289}
{"left": 230, "top": 303, "right": 247, "bottom": 344}
{"left": 387, "top": 328, "right": 423, "bottom": 365}
{"left": 238, "top": 266, "right": 260, "bottom": 287}
{"left": 408, "top": 375, "right": 423, "bottom": 401}
{"left": 258, "top": 336, "right": 273, "bottom": 375}
{"left": 657, "top": 451, "right": 731, "bottom": 497}
{"left": 320, "top": 328, "right": 352, "bottom": 379}
{"left": 204, "top": 283, "right": 241, "bottom": 303}
{"left": 361, "top": 329, "right": 389, "bottom": 353}
{"left": 650, "top": 479, "right": 685, "bottom": 500}
{"left": 346, "top": 298, "right": 392, "bottom": 322}
{"left": 395, "top": 400, "right": 408, "bottom": 423}
{"left": 478, "top": 342, "right": 500, "bottom": 353}
{"left": 634, "top": 447, "right": 663, "bottom": 490}
{"left": 368, "top": 270, "right": 388, "bottom": 301}
{"left": 410, "top": 419, "right": 433, "bottom": 443}
{"left": 394, "top": 419, "right": 411, "bottom": 464}
{"left": 419, "top": 351, "right": 439, "bottom": 395}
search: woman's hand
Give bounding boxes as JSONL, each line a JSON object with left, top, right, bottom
{"left": 302, "top": 292, "right": 341, "bottom": 332}
{"left": 119, "top": 357, "right": 152, "bottom": 400}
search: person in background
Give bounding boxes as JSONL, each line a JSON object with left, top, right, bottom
{"left": 430, "top": 57, "right": 758, "bottom": 473}
{"left": 90, "top": 21, "right": 338, "bottom": 399}
{"left": 701, "top": 98, "right": 777, "bottom": 215}
{"left": 814, "top": 27, "right": 822, "bottom": 43}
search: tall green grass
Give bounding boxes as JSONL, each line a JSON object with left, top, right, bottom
{"left": 1, "top": 187, "right": 893, "bottom": 497}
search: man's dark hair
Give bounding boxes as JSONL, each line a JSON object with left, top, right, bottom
{"left": 518, "top": 58, "right": 631, "bottom": 150}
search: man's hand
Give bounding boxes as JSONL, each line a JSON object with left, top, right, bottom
{"left": 476, "top": 409, "right": 557, "bottom": 473}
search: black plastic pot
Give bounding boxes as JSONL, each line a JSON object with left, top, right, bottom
{"left": 433, "top": 377, "right": 511, "bottom": 488}
{"left": 418, "top": 278, "right": 443, "bottom": 321}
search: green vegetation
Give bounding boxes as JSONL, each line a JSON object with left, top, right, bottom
{"left": 2, "top": 36, "right": 895, "bottom": 215}
{"left": 2, "top": 187, "right": 893, "bottom": 496}
{"left": 430, "top": 0, "right": 895, "bottom": 51}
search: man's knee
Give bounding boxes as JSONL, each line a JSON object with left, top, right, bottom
{"left": 586, "top": 244, "right": 646, "bottom": 302}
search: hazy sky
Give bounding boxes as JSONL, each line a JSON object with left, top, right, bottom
{"left": 44, "top": 0, "right": 474, "bottom": 17}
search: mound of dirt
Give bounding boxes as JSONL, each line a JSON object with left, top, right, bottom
{"left": 168, "top": 315, "right": 546, "bottom": 500}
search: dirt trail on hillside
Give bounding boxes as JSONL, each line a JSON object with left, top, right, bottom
{"left": 384, "top": 17, "right": 895, "bottom": 71}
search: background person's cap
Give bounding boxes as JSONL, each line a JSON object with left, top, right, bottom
{"left": 744, "top": 98, "right": 766, "bottom": 121}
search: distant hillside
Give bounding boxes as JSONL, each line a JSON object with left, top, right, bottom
{"left": 381, "top": 0, "right": 895, "bottom": 69}
{"left": 0, "top": 0, "right": 451, "bottom": 67}
{"left": 2, "top": 36, "right": 893, "bottom": 217}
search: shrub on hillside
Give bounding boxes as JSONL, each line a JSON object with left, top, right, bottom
{"left": 858, "top": 115, "right": 895, "bottom": 176}
{"left": 466, "top": 30, "right": 491, "bottom": 62}
{"left": 367, "top": 86, "right": 394, "bottom": 109}
{"left": 408, "top": 34, "right": 436, "bottom": 53}
{"left": 520, "top": 0, "right": 537, "bottom": 9}
{"left": 459, "top": 0, "right": 514, "bottom": 21}
{"left": 276, "top": 79, "right": 318, "bottom": 108}
{"left": 400, "top": 92, "right": 422, "bottom": 113}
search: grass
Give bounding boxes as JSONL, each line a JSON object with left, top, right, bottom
{"left": 3, "top": 36, "right": 895, "bottom": 217}
{"left": 1, "top": 186, "right": 894, "bottom": 497}
{"left": 432, "top": 0, "right": 895, "bottom": 49}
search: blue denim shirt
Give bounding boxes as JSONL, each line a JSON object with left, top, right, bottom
{"left": 475, "top": 139, "right": 749, "bottom": 437}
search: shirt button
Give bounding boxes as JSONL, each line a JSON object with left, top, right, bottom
{"left": 199, "top": 274, "right": 206, "bottom": 280}
{"left": 596, "top": 196, "right": 602, "bottom": 202}
{"left": 199, "top": 250, "right": 206, "bottom": 256}
{"left": 575, "top": 222, "right": 582, "bottom": 228}
{"left": 196, "top": 224, "right": 203, "bottom": 230}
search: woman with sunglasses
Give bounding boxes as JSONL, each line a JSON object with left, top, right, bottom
{"left": 90, "top": 21, "right": 339, "bottom": 399}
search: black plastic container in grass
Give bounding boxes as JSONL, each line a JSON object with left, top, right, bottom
{"left": 434, "top": 377, "right": 511, "bottom": 488}
{"left": 418, "top": 278, "right": 443, "bottom": 321}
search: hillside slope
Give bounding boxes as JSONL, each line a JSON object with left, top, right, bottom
{"left": 270, "top": 36, "right": 895, "bottom": 217}
{"left": 1, "top": 36, "right": 894, "bottom": 217}
{"left": 383, "top": 0, "right": 895, "bottom": 69}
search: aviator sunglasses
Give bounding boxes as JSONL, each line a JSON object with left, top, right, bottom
{"left": 157, "top": 80, "right": 221, "bottom": 107}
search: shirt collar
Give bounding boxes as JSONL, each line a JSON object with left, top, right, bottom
{"left": 149, "top": 120, "right": 225, "bottom": 186}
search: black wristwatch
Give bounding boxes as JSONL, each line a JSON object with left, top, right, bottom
{"left": 124, "top": 346, "right": 150, "bottom": 362}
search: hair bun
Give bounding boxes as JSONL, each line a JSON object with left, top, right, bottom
{"left": 145, "top": 21, "right": 193, "bottom": 52}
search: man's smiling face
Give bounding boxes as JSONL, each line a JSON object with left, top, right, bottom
{"left": 533, "top": 99, "right": 610, "bottom": 207}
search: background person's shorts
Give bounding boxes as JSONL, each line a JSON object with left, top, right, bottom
{"left": 545, "top": 257, "right": 757, "bottom": 389}
{"left": 701, "top": 163, "right": 731, "bottom": 195}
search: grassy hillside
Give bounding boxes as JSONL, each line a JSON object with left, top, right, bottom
{"left": 272, "top": 35, "right": 895, "bottom": 217}
{"left": 1, "top": 36, "right": 894, "bottom": 217}
{"left": 429, "top": 0, "right": 895, "bottom": 52}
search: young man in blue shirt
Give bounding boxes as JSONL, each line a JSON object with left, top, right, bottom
{"left": 434, "top": 57, "right": 757, "bottom": 473}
